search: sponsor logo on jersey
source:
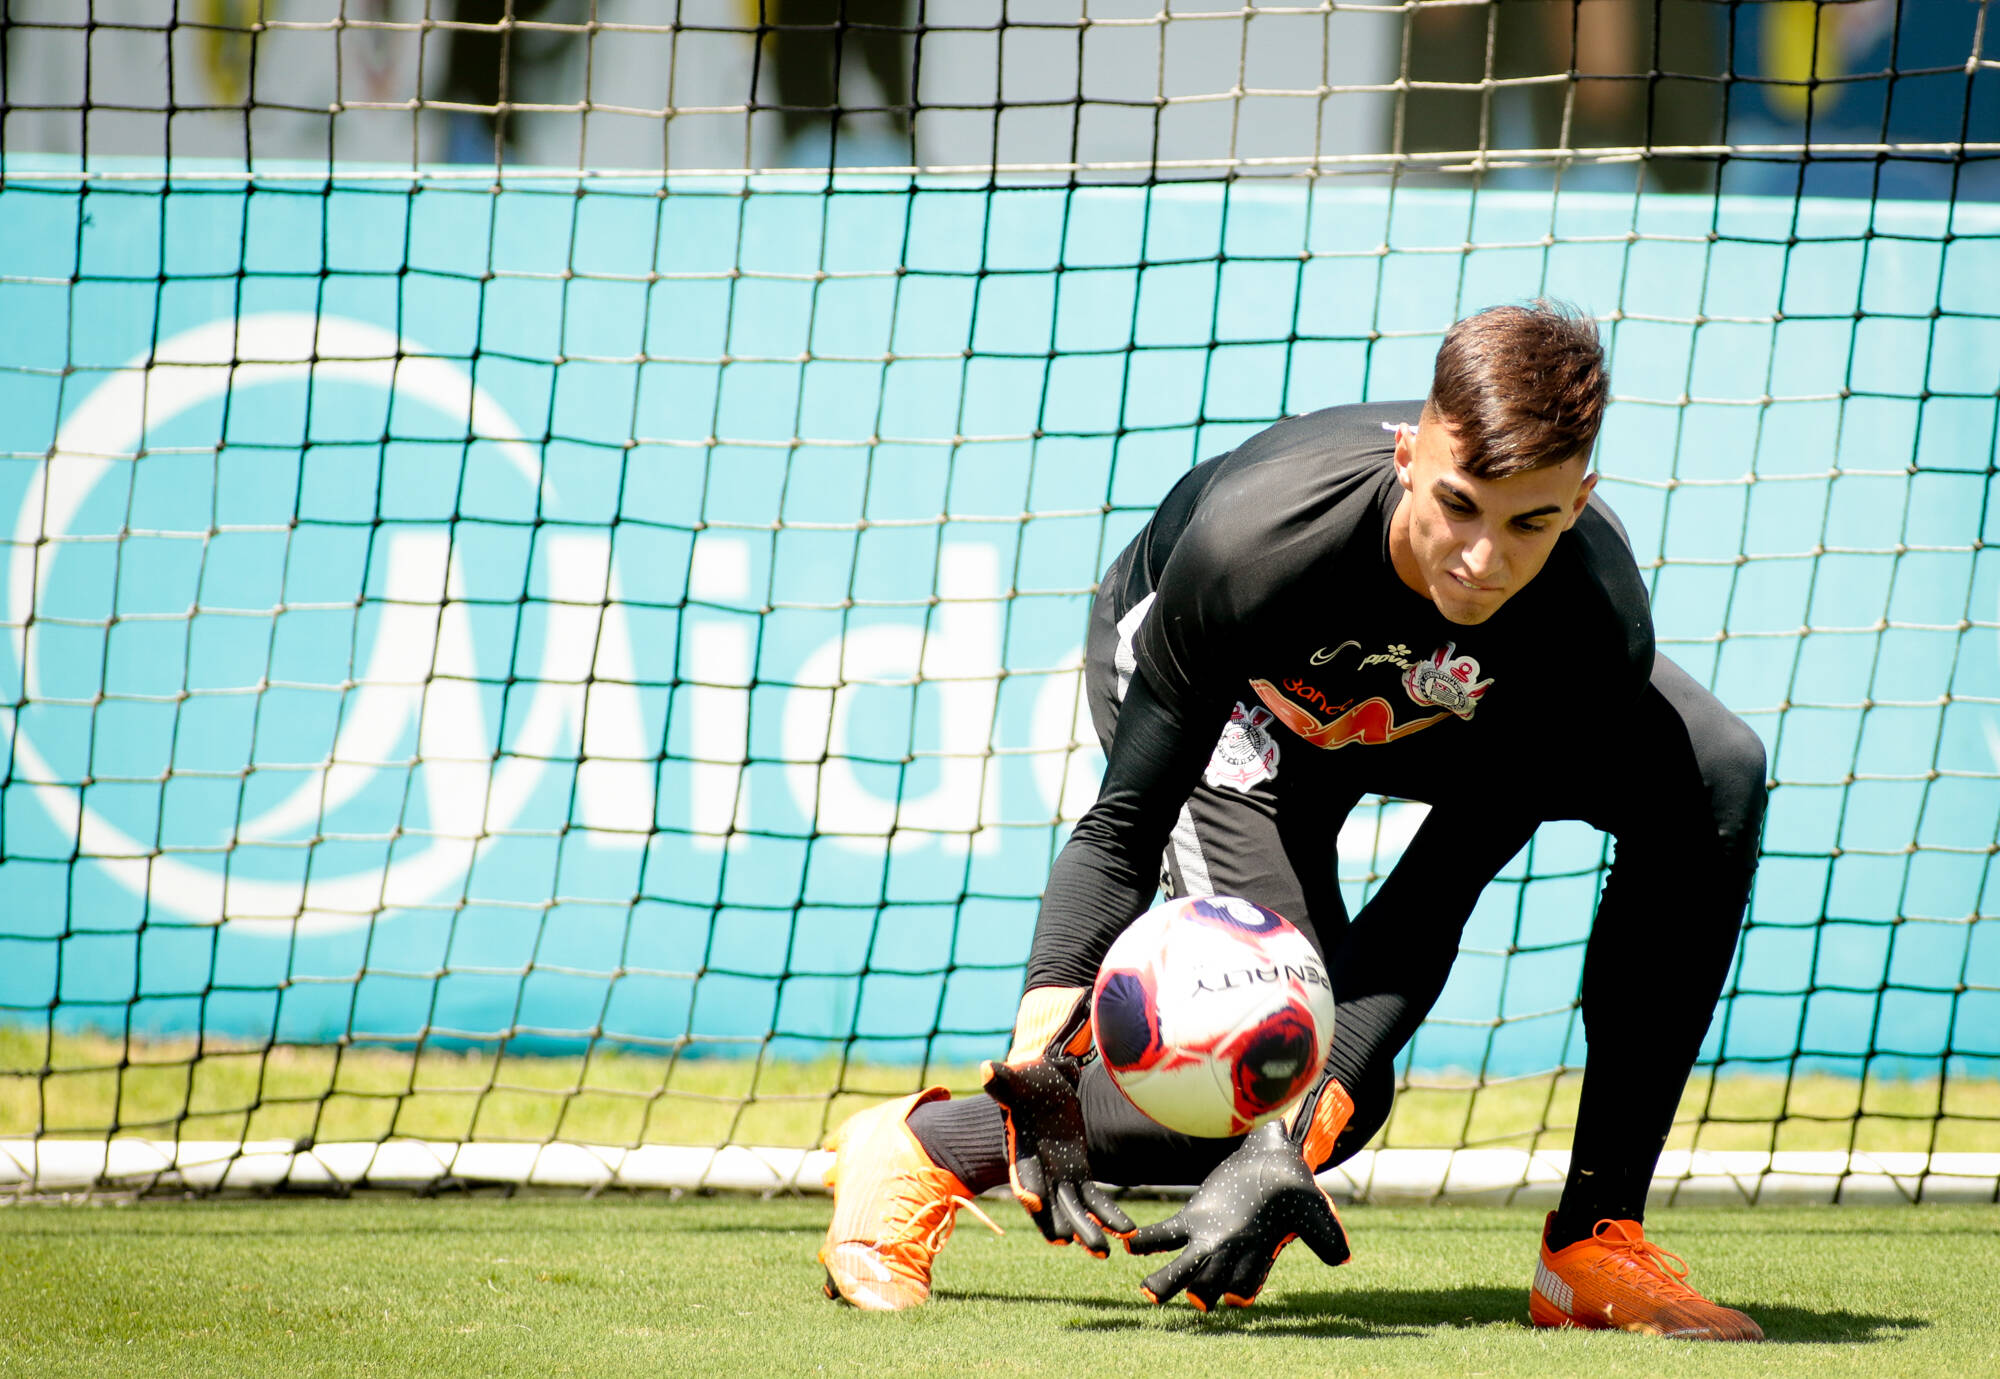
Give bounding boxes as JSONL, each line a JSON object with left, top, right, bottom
{"left": 1258, "top": 639, "right": 1494, "bottom": 750}
{"left": 1309, "top": 641, "right": 1417, "bottom": 672}
{"left": 1250, "top": 680, "right": 1450, "bottom": 749}
{"left": 1204, "top": 701, "right": 1281, "bottom": 791}
{"left": 1280, "top": 675, "right": 1351, "bottom": 722}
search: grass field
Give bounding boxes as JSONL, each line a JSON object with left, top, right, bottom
{"left": 1, "top": 1196, "right": 1996, "bottom": 1378}
{"left": 7, "top": 1029, "right": 1997, "bottom": 1374}
{"left": 8, "top": 1029, "right": 2000, "bottom": 1156}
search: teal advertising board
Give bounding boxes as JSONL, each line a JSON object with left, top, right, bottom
{"left": 2, "top": 166, "right": 1996, "bottom": 1076}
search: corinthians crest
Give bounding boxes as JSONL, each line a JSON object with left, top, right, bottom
{"left": 1205, "top": 702, "right": 1281, "bottom": 791}
{"left": 1402, "top": 642, "right": 1493, "bottom": 720}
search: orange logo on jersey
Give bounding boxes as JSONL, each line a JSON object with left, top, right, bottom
{"left": 1250, "top": 641, "right": 1494, "bottom": 750}
{"left": 1249, "top": 678, "right": 1449, "bottom": 750}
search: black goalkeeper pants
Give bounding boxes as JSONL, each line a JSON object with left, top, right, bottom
{"left": 917, "top": 587, "right": 1766, "bottom": 1223}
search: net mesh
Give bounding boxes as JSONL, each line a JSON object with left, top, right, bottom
{"left": 1, "top": 1, "right": 1997, "bottom": 1200}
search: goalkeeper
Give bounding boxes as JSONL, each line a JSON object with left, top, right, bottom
{"left": 817, "top": 301, "right": 1767, "bottom": 1340}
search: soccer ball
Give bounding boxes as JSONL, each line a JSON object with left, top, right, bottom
{"left": 1091, "top": 895, "right": 1336, "bottom": 1138}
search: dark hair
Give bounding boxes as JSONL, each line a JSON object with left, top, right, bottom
{"left": 1421, "top": 300, "right": 1608, "bottom": 478}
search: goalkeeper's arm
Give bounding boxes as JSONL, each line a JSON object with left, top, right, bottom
{"left": 1023, "top": 667, "right": 1235, "bottom": 991}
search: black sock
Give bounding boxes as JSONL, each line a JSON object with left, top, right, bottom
{"left": 1547, "top": 1199, "right": 1640, "bottom": 1252}
{"left": 1550, "top": 1133, "right": 1658, "bottom": 1252}
{"left": 908, "top": 1094, "right": 1010, "bottom": 1195}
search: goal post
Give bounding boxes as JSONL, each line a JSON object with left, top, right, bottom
{"left": 1, "top": 1, "right": 1997, "bottom": 1201}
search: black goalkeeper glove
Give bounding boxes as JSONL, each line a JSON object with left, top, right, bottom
{"left": 980, "top": 986, "right": 1135, "bottom": 1257}
{"left": 1125, "top": 1121, "right": 1351, "bottom": 1310}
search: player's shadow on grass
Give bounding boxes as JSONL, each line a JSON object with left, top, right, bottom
{"left": 1038, "top": 1287, "right": 1928, "bottom": 1344}
{"left": 1732, "top": 1302, "right": 1929, "bottom": 1345}
{"left": 1032, "top": 1285, "right": 1528, "bottom": 1338}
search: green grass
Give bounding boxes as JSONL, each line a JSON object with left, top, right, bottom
{"left": 2, "top": 1197, "right": 1996, "bottom": 1377}
{"left": 6, "top": 1028, "right": 1999, "bottom": 1156}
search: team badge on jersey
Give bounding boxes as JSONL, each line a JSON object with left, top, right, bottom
{"left": 1204, "top": 702, "right": 1281, "bottom": 792}
{"left": 1402, "top": 642, "right": 1493, "bottom": 720}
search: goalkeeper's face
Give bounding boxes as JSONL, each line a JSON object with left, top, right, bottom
{"left": 1388, "top": 421, "right": 1597, "bottom": 626}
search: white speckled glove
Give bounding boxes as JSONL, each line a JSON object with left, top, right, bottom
{"left": 980, "top": 986, "right": 1135, "bottom": 1255}
{"left": 1124, "top": 1122, "right": 1351, "bottom": 1310}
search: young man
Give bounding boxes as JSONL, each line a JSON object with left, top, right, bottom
{"left": 817, "top": 302, "right": 1768, "bottom": 1340}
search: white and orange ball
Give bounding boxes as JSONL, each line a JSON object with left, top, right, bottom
{"left": 1091, "top": 895, "right": 1336, "bottom": 1138}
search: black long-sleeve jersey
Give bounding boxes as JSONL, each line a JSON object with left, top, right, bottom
{"left": 1029, "top": 400, "right": 1656, "bottom": 988}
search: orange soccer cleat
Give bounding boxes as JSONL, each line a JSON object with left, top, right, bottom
{"left": 818, "top": 1088, "right": 1002, "bottom": 1310}
{"left": 1529, "top": 1214, "right": 1764, "bottom": 1341}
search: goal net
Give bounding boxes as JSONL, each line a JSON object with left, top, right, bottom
{"left": 1, "top": 1, "right": 1996, "bottom": 1203}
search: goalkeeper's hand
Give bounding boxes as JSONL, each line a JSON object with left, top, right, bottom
{"left": 980, "top": 986, "right": 1135, "bottom": 1257}
{"left": 1124, "top": 1122, "right": 1351, "bottom": 1310}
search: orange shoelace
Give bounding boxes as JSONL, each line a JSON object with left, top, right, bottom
{"left": 880, "top": 1173, "right": 1003, "bottom": 1272}
{"left": 1587, "top": 1219, "right": 1703, "bottom": 1300}
{"left": 946, "top": 1195, "right": 1004, "bottom": 1241}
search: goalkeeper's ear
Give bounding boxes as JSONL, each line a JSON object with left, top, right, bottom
{"left": 1006, "top": 985, "right": 1094, "bottom": 1065}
